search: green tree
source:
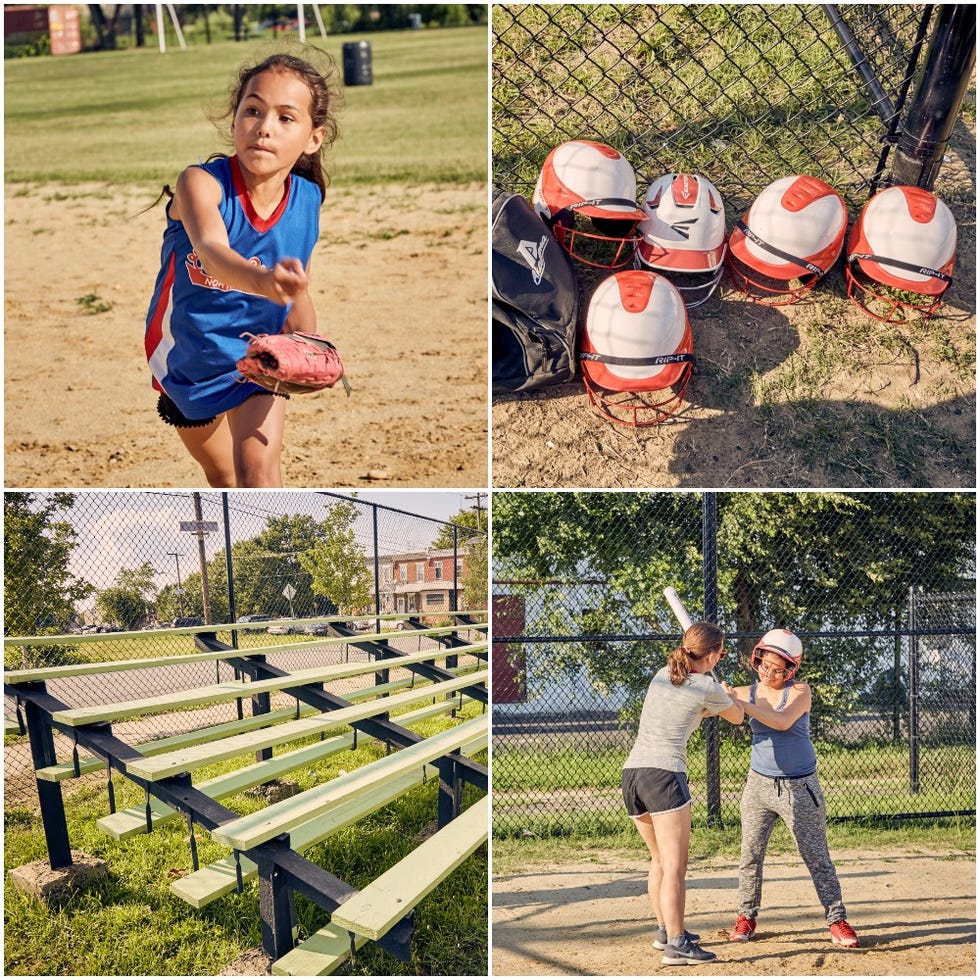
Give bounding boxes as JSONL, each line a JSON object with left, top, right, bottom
{"left": 298, "top": 500, "right": 373, "bottom": 613}
{"left": 492, "top": 492, "right": 975, "bottom": 728}
{"left": 4, "top": 493, "right": 92, "bottom": 637}
{"left": 95, "top": 563, "right": 158, "bottom": 630}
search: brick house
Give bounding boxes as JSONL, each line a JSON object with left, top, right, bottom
{"left": 390, "top": 549, "right": 466, "bottom": 615}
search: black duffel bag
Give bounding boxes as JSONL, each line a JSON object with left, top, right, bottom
{"left": 492, "top": 187, "right": 579, "bottom": 392}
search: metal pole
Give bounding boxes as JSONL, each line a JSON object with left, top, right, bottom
{"left": 908, "top": 587, "right": 920, "bottom": 794}
{"left": 891, "top": 5, "right": 976, "bottom": 189}
{"left": 702, "top": 493, "right": 722, "bottom": 826}
{"left": 223, "top": 493, "right": 238, "bottom": 647}
{"left": 192, "top": 493, "right": 213, "bottom": 625}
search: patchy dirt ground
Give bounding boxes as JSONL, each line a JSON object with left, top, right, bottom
{"left": 491, "top": 847, "right": 976, "bottom": 976}
{"left": 4, "top": 181, "right": 487, "bottom": 488}
{"left": 492, "top": 123, "right": 976, "bottom": 489}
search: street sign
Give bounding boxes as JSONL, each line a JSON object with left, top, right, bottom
{"left": 282, "top": 584, "right": 297, "bottom": 601}
{"left": 180, "top": 521, "right": 218, "bottom": 533}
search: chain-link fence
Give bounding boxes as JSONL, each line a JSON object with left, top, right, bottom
{"left": 492, "top": 4, "right": 965, "bottom": 212}
{"left": 4, "top": 490, "right": 488, "bottom": 808}
{"left": 491, "top": 491, "right": 976, "bottom": 836}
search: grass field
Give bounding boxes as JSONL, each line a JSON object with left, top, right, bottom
{"left": 4, "top": 27, "right": 487, "bottom": 185}
{"left": 3, "top": 702, "right": 488, "bottom": 977}
{"left": 492, "top": 740, "right": 976, "bottom": 838}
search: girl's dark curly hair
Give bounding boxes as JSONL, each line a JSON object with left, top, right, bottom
{"left": 214, "top": 47, "right": 343, "bottom": 202}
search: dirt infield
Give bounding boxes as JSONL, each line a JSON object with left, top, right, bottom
{"left": 491, "top": 847, "right": 976, "bottom": 976}
{"left": 4, "top": 181, "right": 487, "bottom": 488}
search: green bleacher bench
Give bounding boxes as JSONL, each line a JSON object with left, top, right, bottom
{"left": 272, "top": 798, "right": 488, "bottom": 976}
{"left": 210, "top": 714, "right": 488, "bottom": 851}
{"left": 99, "top": 697, "right": 474, "bottom": 841}
{"left": 45, "top": 643, "right": 485, "bottom": 728}
{"left": 169, "top": 721, "right": 486, "bottom": 909}
{"left": 125, "top": 670, "right": 486, "bottom": 782}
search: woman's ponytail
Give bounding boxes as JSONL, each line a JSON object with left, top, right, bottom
{"left": 667, "top": 621, "right": 725, "bottom": 685}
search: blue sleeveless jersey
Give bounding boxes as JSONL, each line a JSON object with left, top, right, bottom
{"left": 145, "top": 156, "right": 321, "bottom": 419}
{"left": 748, "top": 682, "right": 817, "bottom": 777}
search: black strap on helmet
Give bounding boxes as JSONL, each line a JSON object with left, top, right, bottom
{"left": 568, "top": 197, "right": 640, "bottom": 212}
{"left": 735, "top": 219, "right": 826, "bottom": 277}
{"left": 847, "top": 252, "right": 952, "bottom": 283}
{"left": 580, "top": 352, "right": 694, "bottom": 367}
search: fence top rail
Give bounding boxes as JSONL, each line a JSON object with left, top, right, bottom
{"left": 3, "top": 610, "right": 489, "bottom": 647}
{"left": 28, "top": 643, "right": 486, "bottom": 727}
{"left": 3, "top": 627, "right": 489, "bottom": 684}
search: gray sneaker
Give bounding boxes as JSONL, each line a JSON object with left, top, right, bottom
{"left": 653, "top": 928, "right": 701, "bottom": 951}
{"left": 661, "top": 937, "right": 717, "bottom": 966}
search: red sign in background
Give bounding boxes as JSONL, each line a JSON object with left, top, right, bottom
{"left": 492, "top": 595, "right": 527, "bottom": 704}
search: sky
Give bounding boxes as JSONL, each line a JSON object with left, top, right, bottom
{"left": 50, "top": 490, "right": 487, "bottom": 593}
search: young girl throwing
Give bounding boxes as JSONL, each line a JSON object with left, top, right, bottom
{"left": 145, "top": 50, "right": 340, "bottom": 487}
{"left": 622, "top": 622, "right": 744, "bottom": 966}
{"left": 722, "top": 628, "right": 860, "bottom": 948}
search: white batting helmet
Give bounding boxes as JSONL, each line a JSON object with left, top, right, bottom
{"left": 845, "top": 185, "right": 956, "bottom": 323}
{"left": 751, "top": 628, "right": 803, "bottom": 681}
{"left": 533, "top": 140, "right": 645, "bottom": 269}
{"left": 635, "top": 172, "right": 728, "bottom": 308}
{"left": 579, "top": 269, "right": 693, "bottom": 425}
{"left": 726, "top": 175, "right": 847, "bottom": 304}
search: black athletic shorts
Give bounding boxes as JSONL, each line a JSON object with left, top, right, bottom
{"left": 156, "top": 390, "right": 284, "bottom": 429}
{"left": 622, "top": 766, "right": 692, "bottom": 816}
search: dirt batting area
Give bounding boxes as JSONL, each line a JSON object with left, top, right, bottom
{"left": 491, "top": 848, "right": 976, "bottom": 976}
{"left": 4, "top": 181, "right": 487, "bottom": 488}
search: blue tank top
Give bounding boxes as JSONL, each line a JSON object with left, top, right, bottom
{"left": 145, "top": 155, "right": 321, "bottom": 419}
{"left": 748, "top": 682, "right": 817, "bottom": 777}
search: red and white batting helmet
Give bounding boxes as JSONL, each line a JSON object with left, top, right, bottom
{"left": 533, "top": 140, "right": 646, "bottom": 269}
{"left": 579, "top": 269, "right": 693, "bottom": 425}
{"left": 635, "top": 173, "right": 728, "bottom": 308}
{"left": 750, "top": 628, "right": 803, "bottom": 681}
{"left": 845, "top": 185, "right": 956, "bottom": 323}
{"left": 727, "top": 175, "right": 847, "bottom": 304}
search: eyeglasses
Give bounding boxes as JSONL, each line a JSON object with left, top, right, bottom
{"left": 758, "top": 660, "right": 789, "bottom": 676}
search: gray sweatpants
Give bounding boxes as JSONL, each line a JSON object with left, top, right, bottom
{"left": 737, "top": 768, "right": 847, "bottom": 924}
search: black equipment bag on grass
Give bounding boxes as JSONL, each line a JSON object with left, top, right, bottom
{"left": 492, "top": 188, "right": 579, "bottom": 392}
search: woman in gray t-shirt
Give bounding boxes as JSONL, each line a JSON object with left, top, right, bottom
{"left": 622, "top": 621, "right": 743, "bottom": 966}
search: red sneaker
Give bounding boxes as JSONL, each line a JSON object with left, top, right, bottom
{"left": 830, "top": 920, "right": 859, "bottom": 948}
{"left": 729, "top": 914, "right": 756, "bottom": 941}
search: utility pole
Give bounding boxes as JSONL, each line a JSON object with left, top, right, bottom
{"left": 464, "top": 493, "right": 487, "bottom": 530}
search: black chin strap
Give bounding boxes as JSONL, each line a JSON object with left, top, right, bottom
{"left": 736, "top": 219, "right": 826, "bottom": 277}
{"left": 848, "top": 251, "right": 951, "bottom": 283}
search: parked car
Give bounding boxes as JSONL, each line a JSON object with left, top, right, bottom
{"left": 267, "top": 622, "right": 297, "bottom": 635}
{"left": 237, "top": 613, "right": 273, "bottom": 624}
{"left": 173, "top": 616, "right": 205, "bottom": 628}
{"left": 307, "top": 623, "right": 332, "bottom": 635}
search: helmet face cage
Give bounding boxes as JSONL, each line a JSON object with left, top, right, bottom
{"left": 550, "top": 211, "right": 642, "bottom": 270}
{"left": 844, "top": 261, "right": 948, "bottom": 324}
{"left": 582, "top": 365, "right": 693, "bottom": 426}
{"left": 725, "top": 251, "right": 823, "bottom": 306}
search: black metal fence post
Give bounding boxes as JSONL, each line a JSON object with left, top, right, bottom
{"left": 702, "top": 493, "right": 722, "bottom": 826}
{"left": 891, "top": 4, "right": 976, "bottom": 189}
{"left": 908, "top": 587, "right": 921, "bottom": 794}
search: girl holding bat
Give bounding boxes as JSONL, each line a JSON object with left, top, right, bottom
{"left": 622, "top": 622, "right": 744, "bottom": 966}
{"left": 721, "top": 628, "right": 860, "bottom": 948}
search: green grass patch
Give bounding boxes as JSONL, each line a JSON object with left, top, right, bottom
{"left": 5, "top": 29, "right": 486, "bottom": 186}
{"left": 492, "top": 738, "right": 976, "bottom": 838}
